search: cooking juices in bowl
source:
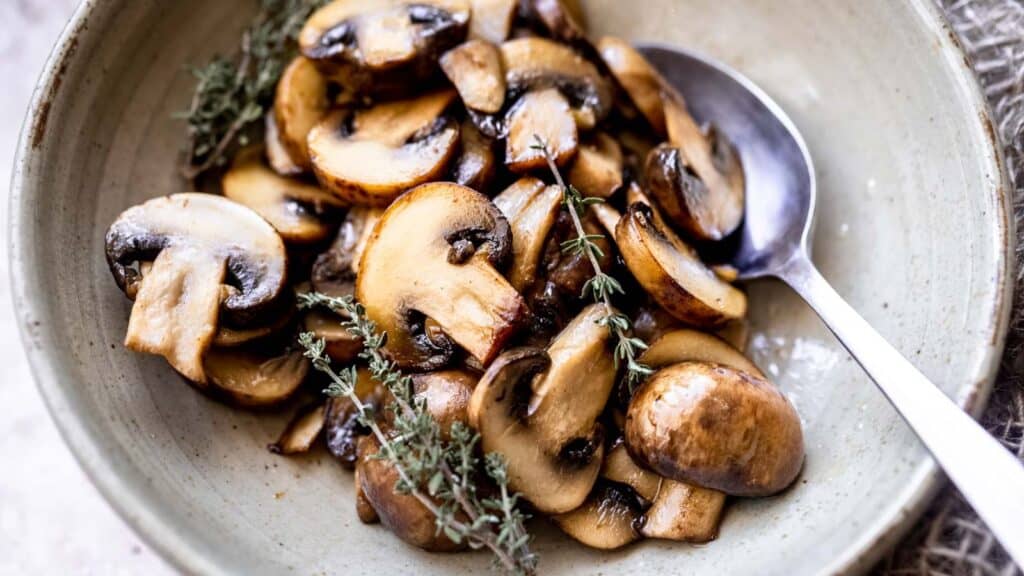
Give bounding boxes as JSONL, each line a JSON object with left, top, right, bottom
{"left": 99, "top": 0, "right": 803, "bottom": 571}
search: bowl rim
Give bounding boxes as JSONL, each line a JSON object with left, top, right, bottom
{"left": 9, "top": 0, "right": 1014, "bottom": 574}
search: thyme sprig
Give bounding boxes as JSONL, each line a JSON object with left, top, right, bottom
{"left": 297, "top": 293, "right": 537, "bottom": 576}
{"left": 179, "top": 0, "right": 327, "bottom": 183}
{"left": 532, "top": 136, "right": 654, "bottom": 391}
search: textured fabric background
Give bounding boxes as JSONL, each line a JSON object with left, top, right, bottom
{"left": 879, "top": 1, "right": 1024, "bottom": 574}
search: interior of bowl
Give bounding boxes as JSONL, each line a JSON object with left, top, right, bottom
{"left": 12, "top": 0, "right": 1011, "bottom": 575}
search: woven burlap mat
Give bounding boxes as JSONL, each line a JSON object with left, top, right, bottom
{"left": 874, "top": 2, "right": 1024, "bottom": 574}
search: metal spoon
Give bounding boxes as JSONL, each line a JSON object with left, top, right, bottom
{"left": 639, "top": 44, "right": 1024, "bottom": 564}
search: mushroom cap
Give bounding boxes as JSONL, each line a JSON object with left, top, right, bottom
{"left": 625, "top": 362, "right": 805, "bottom": 497}
{"left": 356, "top": 182, "right": 527, "bottom": 369}
{"left": 616, "top": 202, "right": 746, "bottom": 327}
{"left": 640, "top": 328, "right": 763, "bottom": 376}
{"left": 105, "top": 193, "right": 289, "bottom": 327}
{"left": 324, "top": 368, "right": 383, "bottom": 468}
{"left": 308, "top": 90, "right": 461, "bottom": 206}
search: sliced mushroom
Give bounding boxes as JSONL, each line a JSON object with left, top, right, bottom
{"left": 311, "top": 207, "right": 383, "bottom": 298}
{"left": 356, "top": 182, "right": 528, "bottom": 369}
{"left": 269, "top": 403, "right": 327, "bottom": 455}
{"left": 213, "top": 308, "right": 295, "bottom": 348}
{"left": 631, "top": 303, "right": 682, "bottom": 346}
{"left": 450, "top": 120, "right": 497, "bottom": 191}
{"left": 640, "top": 328, "right": 762, "bottom": 376}
{"left": 520, "top": 0, "right": 587, "bottom": 42}
{"left": 626, "top": 362, "right": 804, "bottom": 497}
{"left": 616, "top": 202, "right": 746, "bottom": 327}
{"left": 505, "top": 88, "right": 578, "bottom": 172}
{"left": 598, "top": 37, "right": 669, "bottom": 135}
{"left": 645, "top": 127, "right": 745, "bottom": 241}
{"left": 715, "top": 319, "right": 750, "bottom": 351}
{"left": 469, "top": 304, "right": 616, "bottom": 513}
{"left": 299, "top": 0, "right": 470, "bottom": 96}
{"left": 325, "top": 368, "right": 383, "bottom": 468}
{"left": 357, "top": 436, "right": 466, "bottom": 551}
{"left": 411, "top": 370, "right": 477, "bottom": 438}
{"left": 501, "top": 37, "right": 612, "bottom": 129}
{"left": 468, "top": 0, "right": 517, "bottom": 43}
{"left": 308, "top": 90, "right": 460, "bottom": 206}
{"left": 274, "top": 56, "right": 330, "bottom": 170}
{"left": 222, "top": 147, "right": 345, "bottom": 244}
{"left": 492, "top": 177, "right": 563, "bottom": 291}
{"left": 640, "top": 479, "right": 725, "bottom": 543}
{"left": 568, "top": 132, "right": 623, "bottom": 199}
{"left": 552, "top": 481, "right": 643, "bottom": 550}
{"left": 105, "top": 194, "right": 288, "bottom": 382}
{"left": 202, "top": 346, "right": 310, "bottom": 408}
{"left": 265, "top": 111, "right": 304, "bottom": 176}
{"left": 355, "top": 467, "right": 380, "bottom": 523}
{"left": 601, "top": 441, "right": 661, "bottom": 502}
{"left": 440, "top": 39, "right": 506, "bottom": 114}
{"left": 303, "top": 310, "right": 362, "bottom": 363}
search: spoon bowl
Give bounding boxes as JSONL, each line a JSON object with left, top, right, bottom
{"left": 639, "top": 45, "right": 815, "bottom": 279}
{"left": 641, "top": 45, "right": 1024, "bottom": 567}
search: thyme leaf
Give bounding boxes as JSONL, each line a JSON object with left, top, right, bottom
{"left": 297, "top": 292, "right": 538, "bottom": 576}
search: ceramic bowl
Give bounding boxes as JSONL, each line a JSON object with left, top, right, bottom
{"left": 11, "top": 0, "right": 1012, "bottom": 574}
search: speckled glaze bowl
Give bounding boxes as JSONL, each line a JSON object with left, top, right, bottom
{"left": 11, "top": 0, "right": 1013, "bottom": 574}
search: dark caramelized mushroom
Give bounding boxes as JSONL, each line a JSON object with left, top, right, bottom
{"left": 311, "top": 207, "right": 382, "bottom": 298}
{"left": 450, "top": 120, "right": 498, "bottom": 191}
{"left": 105, "top": 194, "right": 288, "bottom": 382}
{"left": 299, "top": 0, "right": 470, "bottom": 97}
{"left": 626, "top": 362, "right": 804, "bottom": 497}
{"left": 325, "top": 368, "right": 382, "bottom": 468}
{"left": 356, "top": 183, "right": 528, "bottom": 370}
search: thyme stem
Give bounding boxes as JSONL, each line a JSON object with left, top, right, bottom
{"left": 532, "top": 136, "right": 654, "bottom": 391}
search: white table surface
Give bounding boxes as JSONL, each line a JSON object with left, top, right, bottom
{"left": 0, "top": 2, "right": 174, "bottom": 574}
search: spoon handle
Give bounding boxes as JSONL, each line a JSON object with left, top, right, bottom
{"left": 780, "top": 254, "right": 1024, "bottom": 566}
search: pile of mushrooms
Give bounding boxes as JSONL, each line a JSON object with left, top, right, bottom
{"left": 103, "top": 0, "right": 803, "bottom": 556}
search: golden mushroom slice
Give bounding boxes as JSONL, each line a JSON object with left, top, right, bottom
{"left": 552, "top": 481, "right": 644, "bottom": 550}
{"left": 641, "top": 328, "right": 763, "bottom": 376}
{"left": 202, "top": 345, "right": 310, "bottom": 408}
{"left": 450, "top": 120, "right": 497, "bottom": 191}
{"left": 500, "top": 37, "right": 613, "bottom": 130}
{"left": 598, "top": 37, "right": 670, "bottom": 135}
{"left": 505, "top": 88, "right": 578, "bottom": 172}
{"left": 265, "top": 111, "right": 304, "bottom": 176}
{"left": 641, "top": 479, "right": 726, "bottom": 543}
{"left": 616, "top": 202, "right": 747, "bottom": 327}
{"left": 569, "top": 132, "right": 623, "bottom": 199}
{"left": 213, "top": 308, "right": 295, "bottom": 348}
{"left": 440, "top": 39, "right": 506, "bottom": 114}
{"left": 521, "top": 0, "right": 587, "bottom": 43}
{"left": 269, "top": 403, "right": 327, "bottom": 455}
{"left": 274, "top": 56, "right": 330, "bottom": 170}
{"left": 468, "top": 0, "right": 517, "bottom": 43}
{"left": 492, "top": 177, "right": 563, "bottom": 291}
{"left": 601, "top": 441, "right": 661, "bottom": 502}
{"left": 299, "top": 0, "right": 470, "bottom": 96}
{"left": 356, "top": 183, "right": 528, "bottom": 370}
{"left": 105, "top": 194, "right": 288, "bottom": 383}
{"left": 469, "top": 304, "right": 616, "bottom": 514}
{"left": 222, "top": 147, "right": 346, "bottom": 244}
{"left": 308, "top": 90, "right": 460, "bottom": 206}
{"left": 410, "top": 370, "right": 477, "bottom": 439}
{"left": 626, "top": 362, "right": 804, "bottom": 497}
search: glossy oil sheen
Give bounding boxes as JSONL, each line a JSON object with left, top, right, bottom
{"left": 10, "top": 1, "right": 1012, "bottom": 575}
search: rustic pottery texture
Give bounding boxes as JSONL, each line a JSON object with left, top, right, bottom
{"left": 6, "top": 1, "right": 1020, "bottom": 576}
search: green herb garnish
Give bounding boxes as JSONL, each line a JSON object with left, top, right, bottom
{"left": 297, "top": 293, "right": 538, "bottom": 576}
